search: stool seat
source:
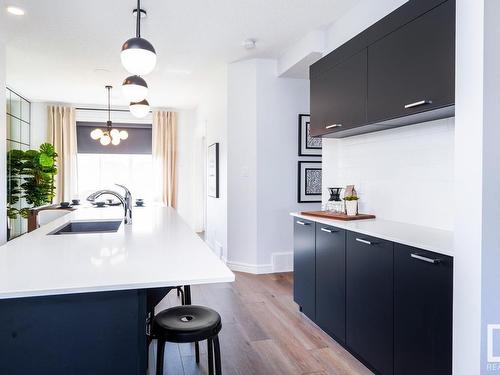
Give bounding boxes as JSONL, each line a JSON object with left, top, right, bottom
{"left": 153, "top": 305, "right": 222, "bottom": 343}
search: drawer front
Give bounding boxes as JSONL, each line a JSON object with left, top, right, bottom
{"left": 346, "top": 232, "right": 394, "bottom": 375}
{"left": 315, "top": 224, "right": 346, "bottom": 343}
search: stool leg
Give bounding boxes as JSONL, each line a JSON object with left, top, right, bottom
{"left": 213, "top": 335, "right": 222, "bottom": 375}
{"left": 156, "top": 339, "right": 165, "bottom": 375}
{"left": 207, "top": 338, "right": 214, "bottom": 375}
{"left": 195, "top": 341, "right": 200, "bottom": 363}
{"left": 184, "top": 285, "right": 192, "bottom": 305}
{"left": 178, "top": 287, "right": 185, "bottom": 305}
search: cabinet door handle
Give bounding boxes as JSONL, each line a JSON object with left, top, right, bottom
{"left": 296, "top": 220, "right": 310, "bottom": 226}
{"left": 404, "top": 100, "right": 432, "bottom": 109}
{"left": 320, "top": 227, "right": 337, "bottom": 233}
{"left": 355, "top": 238, "right": 373, "bottom": 245}
{"left": 410, "top": 253, "right": 441, "bottom": 264}
{"left": 325, "top": 124, "right": 342, "bottom": 129}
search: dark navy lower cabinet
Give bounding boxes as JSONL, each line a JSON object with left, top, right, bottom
{"left": 346, "top": 232, "right": 394, "bottom": 375}
{"left": 293, "top": 218, "right": 316, "bottom": 320}
{"left": 394, "top": 244, "right": 453, "bottom": 375}
{"left": 293, "top": 219, "right": 453, "bottom": 375}
{"left": 315, "top": 225, "right": 346, "bottom": 343}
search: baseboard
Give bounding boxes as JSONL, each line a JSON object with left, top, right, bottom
{"left": 226, "top": 252, "right": 293, "bottom": 274}
{"left": 226, "top": 261, "right": 273, "bottom": 274}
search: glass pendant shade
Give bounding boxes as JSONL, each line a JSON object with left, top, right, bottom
{"left": 111, "top": 137, "right": 121, "bottom": 146}
{"left": 119, "top": 130, "right": 129, "bottom": 140}
{"left": 129, "top": 99, "right": 150, "bottom": 118}
{"left": 122, "top": 75, "right": 148, "bottom": 102}
{"left": 121, "top": 37, "right": 157, "bottom": 75}
{"left": 100, "top": 134, "right": 111, "bottom": 145}
{"left": 91, "top": 128, "right": 103, "bottom": 140}
{"left": 110, "top": 129, "right": 120, "bottom": 139}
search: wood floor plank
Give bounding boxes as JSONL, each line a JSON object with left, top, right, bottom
{"left": 151, "top": 272, "right": 371, "bottom": 375}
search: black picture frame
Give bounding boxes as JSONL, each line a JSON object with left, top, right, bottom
{"left": 297, "top": 161, "right": 322, "bottom": 203}
{"left": 298, "top": 114, "right": 322, "bottom": 157}
{"left": 207, "top": 142, "right": 219, "bottom": 198}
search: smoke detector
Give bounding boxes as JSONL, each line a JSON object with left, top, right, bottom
{"left": 242, "top": 39, "right": 257, "bottom": 50}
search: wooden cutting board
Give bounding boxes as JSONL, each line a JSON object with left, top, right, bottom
{"left": 301, "top": 211, "right": 376, "bottom": 221}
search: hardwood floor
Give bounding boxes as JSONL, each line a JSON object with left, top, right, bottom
{"left": 150, "top": 272, "right": 373, "bottom": 375}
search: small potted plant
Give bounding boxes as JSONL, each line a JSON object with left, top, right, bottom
{"left": 343, "top": 195, "right": 359, "bottom": 216}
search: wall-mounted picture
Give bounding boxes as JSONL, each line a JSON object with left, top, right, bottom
{"left": 298, "top": 114, "right": 322, "bottom": 157}
{"left": 207, "top": 142, "right": 219, "bottom": 198}
{"left": 297, "top": 161, "right": 322, "bottom": 203}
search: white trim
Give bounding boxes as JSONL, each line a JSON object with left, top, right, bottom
{"left": 226, "top": 261, "right": 273, "bottom": 274}
{"left": 225, "top": 252, "right": 294, "bottom": 274}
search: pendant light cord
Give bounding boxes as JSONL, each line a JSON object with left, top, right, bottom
{"left": 136, "top": 0, "right": 141, "bottom": 38}
{"left": 106, "top": 85, "right": 112, "bottom": 131}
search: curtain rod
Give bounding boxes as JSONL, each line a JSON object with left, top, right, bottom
{"left": 76, "top": 107, "right": 152, "bottom": 114}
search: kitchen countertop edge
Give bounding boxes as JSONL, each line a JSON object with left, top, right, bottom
{"left": 290, "top": 212, "right": 454, "bottom": 257}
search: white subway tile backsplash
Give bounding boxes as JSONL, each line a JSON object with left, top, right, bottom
{"left": 322, "top": 117, "right": 454, "bottom": 230}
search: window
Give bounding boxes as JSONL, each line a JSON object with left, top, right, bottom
{"left": 6, "top": 87, "right": 30, "bottom": 240}
{"left": 77, "top": 153, "right": 154, "bottom": 202}
{"left": 76, "top": 121, "right": 154, "bottom": 202}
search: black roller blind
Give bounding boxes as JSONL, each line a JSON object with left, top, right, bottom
{"left": 77, "top": 121, "right": 152, "bottom": 154}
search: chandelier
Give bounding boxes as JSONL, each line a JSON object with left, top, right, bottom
{"left": 90, "top": 86, "right": 129, "bottom": 146}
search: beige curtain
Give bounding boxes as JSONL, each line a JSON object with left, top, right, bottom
{"left": 48, "top": 106, "right": 77, "bottom": 203}
{"left": 152, "top": 111, "right": 177, "bottom": 207}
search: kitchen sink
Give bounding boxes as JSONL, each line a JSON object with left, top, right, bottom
{"left": 48, "top": 220, "right": 122, "bottom": 235}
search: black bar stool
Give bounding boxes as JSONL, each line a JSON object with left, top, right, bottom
{"left": 146, "top": 286, "right": 192, "bottom": 365}
{"left": 153, "top": 305, "right": 222, "bottom": 375}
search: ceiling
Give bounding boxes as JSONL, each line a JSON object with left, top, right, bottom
{"left": 4, "top": 0, "right": 359, "bottom": 108}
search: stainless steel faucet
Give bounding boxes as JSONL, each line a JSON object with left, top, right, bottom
{"left": 87, "top": 184, "right": 133, "bottom": 224}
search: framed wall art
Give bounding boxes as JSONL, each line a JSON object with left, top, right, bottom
{"left": 297, "top": 160, "right": 322, "bottom": 203}
{"left": 207, "top": 142, "right": 219, "bottom": 198}
{"left": 298, "top": 114, "right": 322, "bottom": 157}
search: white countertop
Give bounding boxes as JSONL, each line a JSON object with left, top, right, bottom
{"left": 291, "top": 212, "right": 454, "bottom": 257}
{"left": 0, "top": 205, "right": 234, "bottom": 299}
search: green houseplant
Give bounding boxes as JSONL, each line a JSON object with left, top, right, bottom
{"left": 6, "top": 143, "right": 58, "bottom": 221}
{"left": 343, "top": 195, "right": 359, "bottom": 216}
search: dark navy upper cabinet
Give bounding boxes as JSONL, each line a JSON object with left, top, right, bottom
{"left": 293, "top": 218, "right": 316, "bottom": 320}
{"left": 394, "top": 244, "right": 453, "bottom": 375}
{"left": 315, "top": 224, "right": 346, "bottom": 343}
{"left": 310, "top": 50, "right": 367, "bottom": 137}
{"left": 367, "top": 0, "right": 455, "bottom": 124}
{"left": 309, "top": 0, "right": 455, "bottom": 138}
{"left": 346, "top": 232, "right": 394, "bottom": 375}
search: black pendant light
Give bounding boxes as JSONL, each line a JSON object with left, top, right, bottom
{"left": 120, "top": 0, "right": 157, "bottom": 75}
{"left": 122, "top": 75, "right": 148, "bottom": 102}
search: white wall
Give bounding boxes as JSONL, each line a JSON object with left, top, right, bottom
{"left": 255, "top": 59, "right": 319, "bottom": 268}
{"left": 454, "top": 0, "right": 500, "bottom": 374}
{"left": 225, "top": 58, "right": 318, "bottom": 273}
{"left": 454, "top": 1, "right": 483, "bottom": 372}
{"left": 227, "top": 60, "right": 258, "bottom": 266}
{"left": 196, "top": 67, "right": 228, "bottom": 259}
{"left": 30, "top": 102, "right": 49, "bottom": 148}
{"left": 0, "top": 7, "right": 7, "bottom": 244}
{"left": 322, "top": 118, "right": 454, "bottom": 230}
{"left": 176, "top": 109, "right": 204, "bottom": 232}
{"left": 481, "top": 1, "right": 500, "bottom": 372}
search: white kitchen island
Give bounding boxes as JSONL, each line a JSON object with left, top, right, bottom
{"left": 0, "top": 205, "right": 234, "bottom": 375}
